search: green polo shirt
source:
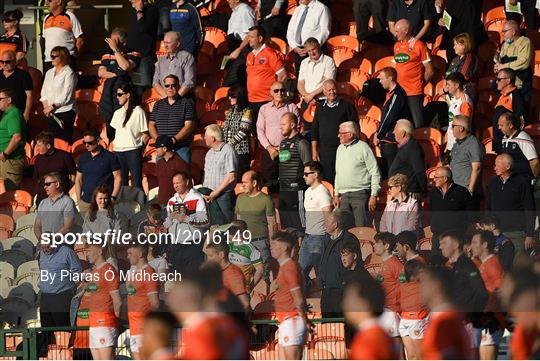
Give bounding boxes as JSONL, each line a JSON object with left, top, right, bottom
{"left": 0, "top": 106, "right": 25, "bottom": 159}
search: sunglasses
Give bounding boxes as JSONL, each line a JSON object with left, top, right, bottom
{"left": 43, "top": 181, "right": 57, "bottom": 187}
{"left": 164, "top": 84, "right": 178, "bottom": 88}
{"left": 228, "top": 94, "right": 237, "bottom": 99}
{"left": 0, "top": 60, "right": 14, "bottom": 64}
{"left": 272, "top": 89, "right": 286, "bottom": 93}
{"left": 495, "top": 77, "right": 508, "bottom": 82}
{"left": 303, "top": 172, "right": 315, "bottom": 176}
{"left": 83, "top": 140, "right": 98, "bottom": 146}
{"left": 2, "top": 19, "right": 16, "bottom": 23}
{"left": 116, "top": 92, "right": 127, "bottom": 97}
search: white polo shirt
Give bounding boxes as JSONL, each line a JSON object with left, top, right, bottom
{"left": 298, "top": 54, "right": 336, "bottom": 94}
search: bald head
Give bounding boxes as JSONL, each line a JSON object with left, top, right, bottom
{"left": 395, "top": 19, "right": 411, "bottom": 40}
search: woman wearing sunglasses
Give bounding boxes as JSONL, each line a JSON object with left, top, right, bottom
{"left": 222, "top": 84, "right": 253, "bottom": 179}
{"left": 40, "top": 46, "right": 77, "bottom": 143}
{"left": 110, "top": 82, "right": 149, "bottom": 191}
{"left": 0, "top": 9, "right": 29, "bottom": 68}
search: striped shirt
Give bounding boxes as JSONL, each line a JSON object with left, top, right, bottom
{"left": 150, "top": 96, "right": 194, "bottom": 147}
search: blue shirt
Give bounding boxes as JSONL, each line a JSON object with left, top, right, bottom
{"left": 169, "top": 1, "right": 204, "bottom": 55}
{"left": 38, "top": 245, "right": 82, "bottom": 294}
{"left": 77, "top": 147, "right": 121, "bottom": 203}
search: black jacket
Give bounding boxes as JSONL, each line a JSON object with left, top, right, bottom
{"left": 389, "top": 139, "right": 427, "bottom": 193}
{"left": 378, "top": 84, "right": 410, "bottom": 142}
{"left": 449, "top": 254, "right": 488, "bottom": 320}
{"left": 428, "top": 183, "right": 473, "bottom": 235}
{"left": 320, "top": 231, "right": 365, "bottom": 289}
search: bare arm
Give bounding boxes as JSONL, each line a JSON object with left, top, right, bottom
{"left": 212, "top": 173, "right": 236, "bottom": 197}
{"left": 424, "top": 62, "right": 434, "bottom": 82}
{"left": 75, "top": 171, "right": 83, "bottom": 203}
{"left": 178, "top": 85, "right": 190, "bottom": 97}
{"left": 111, "top": 170, "right": 122, "bottom": 198}
{"left": 388, "top": 21, "right": 397, "bottom": 37}
{"left": 267, "top": 215, "right": 276, "bottom": 238}
{"left": 34, "top": 216, "right": 42, "bottom": 242}
{"left": 251, "top": 263, "right": 264, "bottom": 291}
{"left": 297, "top": 79, "right": 309, "bottom": 98}
{"left": 530, "top": 158, "right": 539, "bottom": 178}
{"left": 24, "top": 90, "right": 33, "bottom": 121}
{"left": 415, "top": 19, "right": 431, "bottom": 41}
{"left": 148, "top": 121, "right": 159, "bottom": 139}
{"left": 2, "top": 133, "right": 22, "bottom": 156}
{"left": 110, "top": 290, "right": 122, "bottom": 318}
{"left": 173, "top": 120, "right": 194, "bottom": 142}
{"left": 75, "top": 37, "right": 84, "bottom": 55}
{"left": 277, "top": 69, "right": 287, "bottom": 82}
{"left": 56, "top": 215, "right": 75, "bottom": 235}
{"left": 468, "top": 162, "right": 481, "bottom": 192}
{"left": 153, "top": 83, "right": 167, "bottom": 98}
{"left": 98, "top": 66, "right": 117, "bottom": 79}
{"left": 311, "top": 140, "right": 320, "bottom": 162}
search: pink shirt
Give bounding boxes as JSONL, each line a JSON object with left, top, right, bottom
{"left": 379, "top": 196, "right": 421, "bottom": 235}
{"left": 256, "top": 101, "right": 300, "bottom": 148}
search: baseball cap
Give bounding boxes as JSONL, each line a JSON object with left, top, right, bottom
{"left": 153, "top": 135, "right": 173, "bottom": 149}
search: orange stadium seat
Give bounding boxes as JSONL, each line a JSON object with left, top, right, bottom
{"left": 141, "top": 88, "right": 163, "bottom": 112}
{"left": 211, "top": 97, "right": 231, "bottom": 113}
{"left": 155, "top": 40, "right": 166, "bottom": 56}
{"left": 373, "top": 55, "right": 394, "bottom": 76}
{"left": 414, "top": 127, "right": 443, "bottom": 146}
{"left": 327, "top": 35, "right": 360, "bottom": 52}
{"left": 0, "top": 190, "right": 32, "bottom": 220}
{"left": 268, "top": 37, "right": 288, "bottom": 55}
{"left": 199, "top": 110, "right": 225, "bottom": 130}
{"left": 303, "top": 102, "right": 317, "bottom": 126}
{"left": 484, "top": 6, "right": 505, "bottom": 26}
{"left": 329, "top": 46, "right": 359, "bottom": 68}
{"left": 349, "top": 226, "right": 376, "bottom": 243}
{"left": 195, "top": 85, "right": 214, "bottom": 115}
{"left": 429, "top": 55, "right": 448, "bottom": 85}
{"left": 204, "top": 27, "right": 227, "bottom": 48}
{"left": 336, "top": 82, "right": 359, "bottom": 102}
{"left": 359, "top": 117, "right": 380, "bottom": 140}
{"left": 0, "top": 214, "right": 14, "bottom": 238}
{"left": 337, "top": 68, "right": 369, "bottom": 90}
{"left": 214, "top": 86, "right": 230, "bottom": 102}
{"left": 360, "top": 240, "right": 374, "bottom": 261}
{"left": 418, "top": 138, "right": 441, "bottom": 168}
{"left": 75, "top": 89, "right": 103, "bottom": 130}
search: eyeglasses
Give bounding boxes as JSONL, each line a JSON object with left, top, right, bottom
{"left": 495, "top": 77, "right": 509, "bottom": 82}
{"left": 116, "top": 92, "right": 127, "bottom": 97}
{"left": 451, "top": 124, "right": 463, "bottom": 128}
{"left": 272, "top": 89, "right": 286, "bottom": 93}
{"left": 0, "top": 60, "right": 15, "bottom": 64}
{"left": 433, "top": 175, "right": 446, "bottom": 179}
{"left": 83, "top": 140, "right": 98, "bottom": 146}
{"left": 50, "top": 55, "right": 59, "bottom": 59}
{"left": 43, "top": 181, "right": 58, "bottom": 187}
{"left": 164, "top": 84, "right": 177, "bottom": 88}
{"left": 338, "top": 131, "right": 351, "bottom": 135}
{"left": 303, "top": 172, "right": 315, "bottom": 177}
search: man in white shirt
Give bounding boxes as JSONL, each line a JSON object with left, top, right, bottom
{"left": 286, "top": 0, "right": 331, "bottom": 74}
{"left": 227, "top": 0, "right": 256, "bottom": 60}
{"left": 297, "top": 37, "right": 336, "bottom": 104}
{"left": 299, "top": 161, "right": 332, "bottom": 290}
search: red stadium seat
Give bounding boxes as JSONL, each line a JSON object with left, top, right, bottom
{"left": 204, "top": 27, "right": 227, "bottom": 48}
{"left": 327, "top": 35, "right": 361, "bottom": 52}
{"left": 414, "top": 127, "right": 443, "bottom": 146}
{"left": 214, "top": 86, "right": 230, "bottom": 102}
{"left": 268, "top": 37, "right": 288, "bottom": 55}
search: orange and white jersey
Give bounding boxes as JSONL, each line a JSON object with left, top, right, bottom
{"left": 399, "top": 255, "right": 428, "bottom": 320}
{"left": 446, "top": 92, "right": 473, "bottom": 151}
{"left": 86, "top": 262, "right": 119, "bottom": 328}
{"left": 42, "top": 11, "right": 83, "bottom": 61}
{"left": 126, "top": 265, "right": 159, "bottom": 335}
{"left": 478, "top": 254, "right": 504, "bottom": 312}
{"left": 271, "top": 258, "right": 304, "bottom": 323}
{"left": 422, "top": 307, "right": 471, "bottom": 360}
{"left": 377, "top": 255, "right": 402, "bottom": 312}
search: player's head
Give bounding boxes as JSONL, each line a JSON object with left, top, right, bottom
{"left": 343, "top": 276, "right": 386, "bottom": 325}
{"left": 373, "top": 232, "right": 397, "bottom": 256}
{"left": 395, "top": 231, "right": 418, "bottom": 259}
{"left": 439, "top": 231, "right": 464, "bottom": 260}
{"left": 420, "top": 266, "right": 456, "bottom": 310}
{"left": 204, "top": 240, "right": 229, "bottom": 266}
{"left": 85, "top": 241, "right": 106, "bottom": 265}
{"left": 146, "top": 203, "right": 163, "bottom": 224}
{"left": 404, "top": 258, "right": 426, "bottom": 282}
{"left": 127, "top": 243, "right": 149, "bottom": 265}
{"left": 270, "top": 231, "right": 296, "bottom": 260}
{"left": 339, "top": 240, "right": 361, "bottom": 270}
{"left": 470, "top": 230, "right": 496, "bottom": 258}
{"left": 140, "top": 310, "right": 177, "bottom": 359}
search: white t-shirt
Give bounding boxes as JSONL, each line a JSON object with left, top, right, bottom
{"left": 304, "top": 183, "right": 332, "bottom": 235}
{"left": 111, "top": 106, "right": 148, "bottom": 151}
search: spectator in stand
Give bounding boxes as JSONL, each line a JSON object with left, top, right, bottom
{"left": 40, "top": 46, "right": 77, "bottom": 144}
{"left": 375, "top": 67, "right": 410, "bottom": 178}
{"left": 428, "top": 166, "right": 473, "bottom": 256}
{"left": 334, "top": 121, "right": 380, "bottom": 229}
{"left": 152, "top": 31, "right": 196, "bottom": 98}
{"left": 110, "top": 83, "right": 149, "bottom": 191}
{"left": 387, "top": 0, "right": 434, "bottom": 43}
{"left": 506, "top": 0, "right": 538, "bottom": 31}
{"left": 235, "top": 170, "right": 276, "bottom": 283}
{"left": 34, "top": 171, "right": 77, "bottom": 243}
{"left": 278, "top": 112, "right": 312, "bottom": 231}
{"left": 270, "top": 231, "right": 310, "bottom": 360}
{"left": 98, "top": 28, "right": 141, "bottom": 142}
{"left": 222, "top": 85, "right": 253, "bottom": 178}
{"left": 226, "top": 0, "right": 256, "bottom": 62}
{"left": 300, "top": 161, "right": 332, "bottom": 289}
{"left": 169, "top": 0, "right": 204, "bottom": 56}
{"left": 256, "top": 0, "right": 289, "bottom": 39}
{"left": 154, "top": 135, "right": 188, "bottom": 205}
{"left": 450, "top": 115, "right": 485, "bottom": 208}
{"left": 82, "top": 184, "right": 124, "bottom": 236}
{"left": 352, "top": 0, "right": 386, "bottom": 44}
{"left": 486, "top": 154, "right": 536, "bottom": 255}
{"left": 389, "top": 119, "right": 427, "bottom": 198}
{"left": 311, "top": 80, "right": 357, "bottom": 183}
{"left": 203, "top": 124, "right": 238, "bottom": 224}
{"left": 149, "top": 74, "right": 195, "bottom": 164}
{"left": 164, "top": 171, "right": 209, "bottom": 275}
{"left": 444, "top": 72, "right": 473, "bottom": 152}
{"left": 75, "top": 130, "right": 122, "bottom": 212}
{"left": 257, "top": 81, "right": 300, "bottom": 189}
{"left": 478, "top": 216, "right": 515, "bottom": 272}
{"left": 495, "top": 20, "right": 533, "bottom": 105}
{"left": 227, "top": 221, "right": 264, "bottom": 292}
{"left": 379, "top": 173, "right": 421, "bottom": 236}
{"left": 245, "top": 26, "right": 287, "bottom": 116}
{"left": 128, "top": 0, "right": 159, "bottom": 92}
{"left": 0, "top": 50, "right": 32, "bottom": 120}
{"left": 446, "top": 33, "right": 478, "bottom": 101}
{"left": 137, "top": 203, "right": 167, "bottom": 240}
{"left": 0, "top": 9, "right": 29, "bottom": 67}
{"left": 498, "top": 112, "right": 539, "bottom": 184}
{"left": 287, "top": 0, "right": 331, "bottom": 73}
{"left": 0, "top": 88, "right": 25, "bottom": 190}
{"left": 33, "top": 131, "right": 76, "bottom": 206}
{"left": 492, "top": 68, "right": 528, "bottom": 153}
{"left": 393, "top": 19, "right": 433, "bottom": 128}
{"left": 420, "top": 266, "right": 472, "bottom": 359}
{"left": 42, "top": 0, "right": 83, "bottom": 73}
{"left": 297, "top": 37, "right": 336, "bottom": 131}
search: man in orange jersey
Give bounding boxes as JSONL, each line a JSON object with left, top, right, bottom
{"left": 84, "top": 242, "right": 122, "bottom": 360}
{"left": 342, "top": 275, "right": 398, "bottom": 359}
{"left": 420, "top": 266, "right": 472, "bottom": 359}
{"left": 140, "top": 311, "right": 177, "bottom": 360}
{"left": 470, "top": 230, "right": 505, "bottom": 360}
{"left": 204, "top": 240, "right": 251, "bottom": 312}
{"left": 372, "top": 232, "right": 403, "bottom": 343}
{"left": 393, "top": 19, "right": 433, "bottom": 128}
{"left": 270, "top": 231, "right": 310, "bottom": 360}
{"left": 395, "top": 231, "right": 429, "bottom": 360}
{"left": 166, "top": 265, "right": 249, "bottom": 360}
{"left": 126, "top": 244, "right": 160, "bottom": 360}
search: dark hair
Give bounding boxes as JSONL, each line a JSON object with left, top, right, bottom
{"left": 424, "top": 266, "right": 456, "bottom": 300}
{"left": 500, "top": 68, "right": 516, "bottom": 84}
{"left": 248, "top": 25, "right": 266, "bottom": 40}
{"left": 116, "top": 82, "right": 139, "bottom": 127}
{"left": 88, "top": 184, "right": 115, "bottom": 222}
{"left": 304, "top": 161, "right": 323, "bottom": 175}
{"left": 229, "top": 220, "right": 248, "bottom": 233}
{"left": 346, "top": 276, "right": 386, "bottom": 316}
{"left": 479, "top": 215, "right": 501, "bottom": 229}
{"left": 0, "top": 88, "right": 15, "bottom": 100}
{"left": 2, "top": 9, "right": 23, "bottom": 23}
{"left": 206, "top": 239, "right": 230, "bottom": 258}
{"left": 404, "top": 259, "right": 426, "bottom": 281}
{"left": 147, "top": 203, "right": 163, "bottom": 219}
{"left": 396, "top": 231, "right": 418, "bottom": 251}
{"left": 172, "top": 170, "right": 190, "bottom": 182}
{"left": 374, "top": 232, "right": 397, "bottom": 252}
{"left": 445, "top": 72, "right": 466, "bottom": 89}
{"left": 499, "top": 111, "right": 521, "bottom": 129}
{"left": 163, "top": 74, "right": 180, "bottom": 85}
{"left": 43, "top": 171, "right": 64, "bottom": 188}
{"left": 439, "top": 230, "right": 465, "bottom": 250}
{"left": 35, "top": 131, "right": 55, "bottom": 146}
{"left": 82, "top": 129, "right": 100, "bottom": 139}
{"left": 227, "top": 84, "right": 249, "bottom": 110}
{"left": 473, "top": 230, "right": 497, "bottom": 253}
{"left": 339, "top": 240, "right": 361, "bottom": 257}
{"left": 271, "top": 231, "right": 297, "bottom": 251}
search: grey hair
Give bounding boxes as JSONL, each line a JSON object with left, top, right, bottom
{"left": 205, "top": 124, "right": 223, "bottom": 142}
{"left": 164, "top": 31, "right": 182, "bottom": 44}
{"left": 396, "top": 119, "right": 414, "bottom": 135}
{"left": 340, "top": 121, "right": 359, "bottom": 138}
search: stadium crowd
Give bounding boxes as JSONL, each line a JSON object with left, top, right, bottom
{"left": 0, "top": 0, "right": 540, "bottom": 359}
